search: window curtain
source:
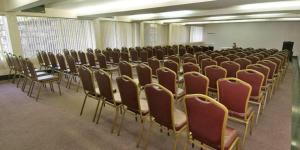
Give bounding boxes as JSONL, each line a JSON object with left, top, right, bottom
{"left": 99, "top": 20, "right": 140, "bottom": 49}
{"left": 17, "top": 16, "right": 96, "bottom": 58}
{"left": 170, "top": 24, "right": 190, "bottom": 45}
{"left": 190, "top": 26, "right": 204, "bottom": 43}
{"left": 0, "top": 16, "right": 12, "bottom": 71}
{"left": 144, "top": 23, "right": 168, "bottom": 46}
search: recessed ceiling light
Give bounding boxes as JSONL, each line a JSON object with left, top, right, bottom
{"left": 127, "top": 14, "right": 157, "bottom": 20}
{"left": 205, "top": 15, "right": 237, "bottom": 20}
{"left": 159, "top": 19, "right": 184, "bottom": 23}
{"left": 246, "top": 13, "right": 288, "bottom": 18}
{"left": 159, "top": 10, "right": 194, "bottom": 18}
{"left": 184, "top": 19, "right": 268, "bottom": 25}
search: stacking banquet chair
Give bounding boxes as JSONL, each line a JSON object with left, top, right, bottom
{"left": 183, "top": 72, "right": 208, "bottom": 95}
{"left": 144, "top": 83, "right": 187, "bottom": 150}
{"left": 201, "top": 58, "right": 217, "bottom": 74}
{"left": 157, "top": 67, "right": 185, "bottom": 100}
{"left": 235, "top": 52, "right": 247, "bottom": 58}
{"left": 103, "top": 50, "right": 111, "bottom": 63}
{"left": 184, "top": 94, "right": 240, "bottom": 150}
{"left": 182, "top": 63, "right": 200, "bottom": 73}
{"left": 197, "top": 54, "right": 211, "bottom": 71}
{"left": 182, "top": 53, "right": 194, "bottom": 59}
{"left": 148, "top": 57, "right": 160, "bottom": 78}
{"left": 26, "top": 59, "right": 61, "bottom": 101}
{"left": 48, "top": 52, "right": 60, "bottom": 72}
{"left": 78, "top": 51, "right": 88, "bottom": 66}
{"left": 41, "top": 51, "right": 52, "bottom": 69}
{"left": 168, "top": 55, "right": 181, "bottom": 65}
{"left": 220, "top": 61, "right": 240, "bottom": 78}
{"left": 36, "top": 51, "right": 47, "bottom": 70}
{"left": 95, "top": 69, "right": 122, "bottom": 134}
{"left": 205, "top": 65, "right": 227, "bottom": 98}
{"left": 65, "top": 55, "right": 80, "bottom": 89}
{"left": 140, "top": 50, "right": 148, "bottom": 63}
{"left": 226, "top": 54, "right": 239, "bottom": 61}
{"left": 86, "top": 52, "right": 97, "bottom": 69}
{"left": 130, "top": 49, "right": 141, "bottom": 63}
{"left": 70, "top": 50, "right": 80, "bottom": 65}
{"left": 209, "top": 52, "right": 221, "bottom": 59}
{"left": 183, "top": 57, "right": 197, "bottom": 64}
{"left": 96, "top": 53, "right": 118, "bottom": 77}
{"left": 112, "top": 50, "right": 121, "bottom": 65}
{"left": 78, "top": 66, "right": 101, "bottom": 122}
{"left": 136, "top": 63, "right": 153, "bottom": 88}
{"left": 257, "top": 60, "right": 277, "bottom": 98}
{"left": 116, "top": 75, "right": 149, "bottom": 147}
{"left": 164, "top": 60, "right": 183, "bottom": 83}
{"left": 234, "top": 58, "right": 251, "bottom": 70}
{"left": 156, "top": 49, "right": 165, "bottom": 61}
{"left": 214, "top": 56, "right": 230, "bottom": 65}
{"left": 11, "top": 55, "right": 24, "bottom": 84}
{"left": 121, "top": 52, "right": 130, "bottom": 62}
{"left": 119, "top": 61, "right": 137, "bottom": 83}
{"left": 264, "top": 57, "right": 281, "bottom": 90}
{"left": 245, "top": 56, "right": 259, "bottom": 64}
{"left": 179, "top": 47, "right": 186, "bottom": 57}
{"left": 63, "top": 49, "right": 70, "bottom": 57}
{"left": 4, "top": 53, "right": 15, "bottom": 81}
{"left": 217, "top": 78, "right": 254, "bottom": 144}
{"left": 56, "top": 53, "right": 69, "bottom": 81}
{"left": 237, "top": 69, "right": 265, "bottom": 123}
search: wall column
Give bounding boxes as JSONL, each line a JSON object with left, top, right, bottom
{"left": 139, "top": 22, "right": 144, "bottom": 47}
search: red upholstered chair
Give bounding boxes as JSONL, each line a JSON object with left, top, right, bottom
{"left": 140, "top": 50, "right": 148, "bottom": 63}
{"left": 220, "top": 61, "right": 240, "bottom": 78}
{"left": 205, "top": 65, "right": 227, "bottom": 98}
{"left": 245, "top": 56, "right": 259, "bottom": 64}
{"left": 184, "top": 94, "right": 240, "bottom": 150}
{"left": 209, "top": 52, "right": 222, "bottom": 59}
{"left": 257, "top": 60, "right": 277, "bottom": 97}
{"left": 197, "top": 54, "right": 211, "bottom": 68}
{"left": 121, "top": 52, "right": 130, "bottom": 62}
{"left": 144, "top": 83, "right": 187, "bottom": 149}
{"left": 112, "top": 50, "right": 121, "bottom": 64}
{"left": 116, "top": 75, "right": 149, "bottom": 146}
{"left": 201, "top": 58, "right": 217, "bottom": 74}
{"left": 168, "top": 55, "right": 181, "bottom": 66}
{"left": 234, "top": 58, "right": 251, "bottom": 70}
{"left": 235, "top": 52, "right": 247, "bottom": 58}
{"left": 119, "top": 61, "right": 133, "bottom": 78}
{"left": 78, "top": 66, "right": 100, "bottom": 122}
{"left": 183, "top": 53, "right": 194, "bottom": 59}
{"left": 164, "top": 60, "right": 179, "bottom": 76}
{"left": 148, "top": 57, "right": 160, "bottom": 77}
{"left": 130, "top": 49, "right": 141, "bottom": 63}
{"left": 179, "top": 47, "right": 186, "bottom": 57}
{"left": 156, "top": 49, "right": 165, "bottom": 61}
{"left": 264, "top": 57, "right": 282, "bottom": 89}
{"left": 226, "top": 54, "right": 239, "bottom": 61}
{"left": 136, "top": 63, "right": 152, "bottom": 88}
{"left": 96, "top": 53, "right": 118, "bottom": 77}
{"left": 237, "top": 69, "right": 265, "bottom": 123}
{"left": 183, "top": 72, "right": 208, "bottom": 95}
{"left": 94, "top": 69, "right": 122, "bottom": 133}
{"left": 217, "top": 78, "right": 254, "bottom": 144}
{"left": 157, "top": 67, "right": 184, "bottom": 100}
{"left": 182, "top": 63, "right": 200, "bottom": 73}
{"left": 78, "top": 51, "right": 87, "bottom": 65}
{"left": 214, "top": 56, "right": 230, "bottom": 65}
{"left": 253, "top": 53, "right": 264, "bottom": 60}
{"left": 183, "top": 57, "right": 197, "bottom": 64}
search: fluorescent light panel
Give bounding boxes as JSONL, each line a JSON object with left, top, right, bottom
{"left": 205, "top": 15, "right": 237, "bottom": 20}
{"left": 246, "top": 13, "right": 288, "bottom": 18}
{"left": 238, "top": 1, "right": 300, "bottom": 10}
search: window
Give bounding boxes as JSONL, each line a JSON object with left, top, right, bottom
{"left": 144, "top": 23, "right": 168, "bottom": 46}
{"left": 17, "top": 16, "right": 95, "bottom": 58}
{"left": 0, "top": 16, "right": 12, "bottom": 71}
{"left": 190, "top": 26, "right": 203, "bottom": 42}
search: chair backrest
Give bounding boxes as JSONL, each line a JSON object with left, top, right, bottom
{"left": 78, "top": 51, "right": 87, "bottom": 65}
{"left": 237, "top": 69, "right": 264, "bottom": 97}
{"left": 179, "top": 47, "right": 186, "bottom": 56}
{"left": 130, "top": 49, "right": 139, "bottom": 61}
{"left": 119, "top": 61, "right": 133, "bottom": 78}
{"left": 56, "top": 53, "right": 67, "bottom": 71}
{"left": 225, "top": 54, "right": 239, "bottom": 61}
{"left": 164, "top": 60, "right": 179, "bottom": 75}
{"left": 112, "top": 50, "right": 120, "bottom": 64}
{"left": 12, "top": 55, "right": 22, "bottom": 72}
{"left": 94, "top": 70, "right": 115, "bottom": 103}
{"left": 65, "top": 55, "right": 77, "bottom": 74}
{"left": 209, "top": 52, "right": 221, "bottom": 59}
{"left": 201, "top": 58, "right": 217, "bottom": 73}
{"left": 19, "top": 56, "right": 29, "bottom": 77}
{"left": 96, "top": 53, "right": 108, "bottom": 69}
{"left": 247, "top": 64, "right": 270, "bottom": 86}
{"left": 205, "top": 65, "right": 227, "bottom": 90}
{"left": 220, "top": 61, "right": 240, "bottom": 78}
{"left": 184, "top": 72, "right": 209, "bottom": 95}
{"left": 183, "top": 62, "right": 200, "bottom": 73}
{"left": 197, "top": 54, "right": 211, "bottom": 67}
{"left": 140, "top": 50, "right": 148, "bottom": 62}
{"left": 48, "top": 52, "right": 58, "bottom": 68}
{"left": 36, "top": 51, "right": 44, "bottom": 65}
{"left": 264, "top": 57, "right": 281, "bottom": 74}
{"left": 156, "top": 49, "right": 165, "bottom": 60}
{"left": 168, "top": 55, "right": 180, "bottom": 65}
{"left": 217, "top": 78, "right": 251, "bottom": 120}
{"left": 86, "top": 52, "right": 96, "bottom": 67}
{"left": 136, "top": 63, "right": 152, "bottom": 87}
{"left": 245, "top": 56, "right": 259, "bottom": 64}
{"left": 41, "top": 51, "right": 50, "bottom": 66}
{"left": 78, "top": 66, "right": 95, "bottom": 95}
{"left": 184, "top": 94, "right": 228, "bottom": 150}
{"left": 183, "top": 57, "right": 197, "bottom": 64}
{"left": 157, "top": 67, "right": 176, "bottom": 94}
{"left": 26, "top": 59, "right": 37, "bottom": 80}
{"left": 121, "top": 52, "right": 130, "bottom": 62}
{"left": 116, "top": 75, "right": 141, "bottom": 114}
{"left": 214, "top": 56, "right": 230, "bottom": 65}
{"left": 70, "top": 50, "right": 79, "bottom": 63}
{"left": 63, "top": 49, "right": 70, "bottom": 57}
{"left": 144, "top": 83, "right": 175, "bottom": 130}
{"left": 257, "top": 60, "right": 276, "bottom": 79}
{"left": 235, "top": 52, "right": 247, "bottom": 58}
{"left": 148, "top": 58, "right": 160, "bottom": 76}
{"left": 234, "top": 58, "right": 251, "bottom": 70}
{"left": 103, "top": 50, "right": 111, "bottom": 62}
{"left": 183, "top": 53, "right": 194, "bottom": 58}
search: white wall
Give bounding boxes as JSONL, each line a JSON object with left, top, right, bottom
{"left": 203, "top": 21, "right": 300, "bottom": 56}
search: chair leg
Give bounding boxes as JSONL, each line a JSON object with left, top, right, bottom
{"left": 76, "top": 79, "right": 81, "bottom": 92}
{"left": 96, "top": 101, "right": 105, "bottom": 124}
{"left": 256, "top": 103, "right": 262, "bottom": 124}
{"left": 22, "top": 78, "right": 27, "bottom": 92}
{"left": 30, "top": 82, "right": 36, "bottom": 97}
{"left": 92, "top": 99, "right": 101, "bottom": 122}
{"left": 184, "top": 129, "right": 190, "bottom": 150}
{"left": 36, "top": 83, "right": 42, "bottom": 101}
{"left": 57, "top": 81, "right": 61, "bottom": 95}
{"left": 80, "top": 94, "right": 88, "bottom": 116}
{"left": 242, "top": 122, "right": 249, "bottom": 144}
{"left": 137, "top": 116, "right": 145, "bottom": 148}
{"left": 144, "top": 117, "right": 153, "bottom": 150}
{"left": 111, "top": 106, "right": 120, "bottom": 133}
{"left": 17, "top": 75, "right": 22, "bottom": 88}
{"left": 173, "top": 134, "right": 179, "bottom": 150}
{"left": 117, "top": 107, "right": 126, "bottom": 136}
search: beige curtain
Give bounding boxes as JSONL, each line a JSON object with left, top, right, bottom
{"left": 144, "top": 23, "right": 169, "bottom": 46}
{"left": 0, "top": 16, "right": 12, "bottom": 73}
{"left": 170, "top": 24, "right": 190, "bottom": 45}
{"left": 190, "top": 26, "right": 204, "bottom": 43}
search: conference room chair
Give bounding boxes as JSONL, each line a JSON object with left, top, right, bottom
{"left": 78, "top": 66, "right": 101, "bottom": 122}
{"left": 41, "top": 51, "right": 52, "bottom": 69}
{"left": 220, "top": 61, "right": 240, "bottom": 78}
{"left": 56, "top": 53, "right": 69, "bottom": 80}
{"left": 214, "top": 56, "right": 230, "bottom": 65}
{"left": 205, "top": 65, "right": 227, "bottom": 98}
{"left": 182, "top": 62, "right": 200, "bottom": 73}
{"left": 86, "top": 52, "right": 97, "bottom": 69}
{"left": 226, "top": 54, "right": 239, "bottom": 61}
{"left": 245, "top": 56, "right": 259, "bottom": 64}
{"left": 136, "top": 63, "right": 152, "bottom": 88}
{"left": 148, "top": 57, "right": 160, "bottom": 78}
{"left": 217, "top": 78, "right": 254, "bottom": 144}
{"left": 77, "top": 51, "right": 87, "bottom": 66}
{"left": 197, "top": 54, "right": 211, "bottom": 68}
{"left": 102, "top": 50, "right": 111, "bottom": 63}
{"left": 164, "top": 60, "right": 183, "bottom": 82}
{"left": 144, "top": 83, "right": 187, "bottom": 150}
{"left": 157, "top": 67, "right": 184, "bottom": 100}
{"left": 65, "top": 55, "right": 80, "bottom": 89}
{"left": 26, "top": 59, "right": 61, "bottom": 101}
{"left": 116, "top": 75, "right": 149, "bottom": 147}
{"left": 4, "top": 53, "right": 15, "bottom": 82}
{"left": 234, "top": 58, "right": 252, "bottom": 70}
{"left": 183, "top": 57, "right": 197, "bottom": 64}
{"left": 264, "top": 57, "right": 282, "bottom": 90}
{"left": 237, "top": 69, "right": 265, "bottom": 123}
{"left": 209, "top": 52, "right": 221, "bottom": 59}
{"left": 63, "top": 49, "right": 70, "bottom": 57}
{"left": 168, "top": 55, "right": 181, "bottom": 66}
{"left": 36, "top": 51, "right": 47, "bottom": 70}
{"left": 257, "top": 60, "right": 277, "bottom": 98}
{"left": 48, "top": 52, "right": 59, "bottom": 72}
{"left": 112, "top": 50, "right": 121, "bottom": 65}
{"left": 70, "top": 50, "right": 80, "bottom": 65}
{"left": 130, "top": 49, "right": 141, "bottom": 63}
{"left": 119, "top": 61, "right": 134, "bottom": 79}
{"left": 235, "top": 52, "right": 247, "bottom": 58}
{"left": 121, "top": 52, "right": 130, "bottom": 62}
{"left": 156, "top": 49, "right": 165, "bottom": 61}
{"left": 179, "top": 47, "right": 186, "bottom": 57}
{"left": 96, "top": 53, "right": 118, "bottom": 77}
{"left": 183, "top": 72, "right": 208, "bottom": 95}
{"left": 95, "top": 69, "right": 122, "bottom": 133}
{"left": 184, "top": 94, "right": 240, "bottom": 150}
{"left": 253, "top": 53, "right": 264, "bottom": 60}
{"left": 94, "top": 49, "right": 102, "bottom": 55}
{"left": 201, "top": 58, "right": 217, "bottom": 74}
{"left": 140, "top": 50, "right": 148, "bottom": 63}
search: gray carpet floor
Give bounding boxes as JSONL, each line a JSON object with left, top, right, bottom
{"left": 0, "top": 65, "right": 292, "bottom": 150}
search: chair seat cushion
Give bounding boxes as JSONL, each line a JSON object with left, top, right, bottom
{"left": 222, "top": 127, "right": 238, "bottom": 150}
{"left": 174, "top": 109, "right": 187, "bottom": 131}
{"left": 229, "top": 107, "right": 253, "bottom": 120}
